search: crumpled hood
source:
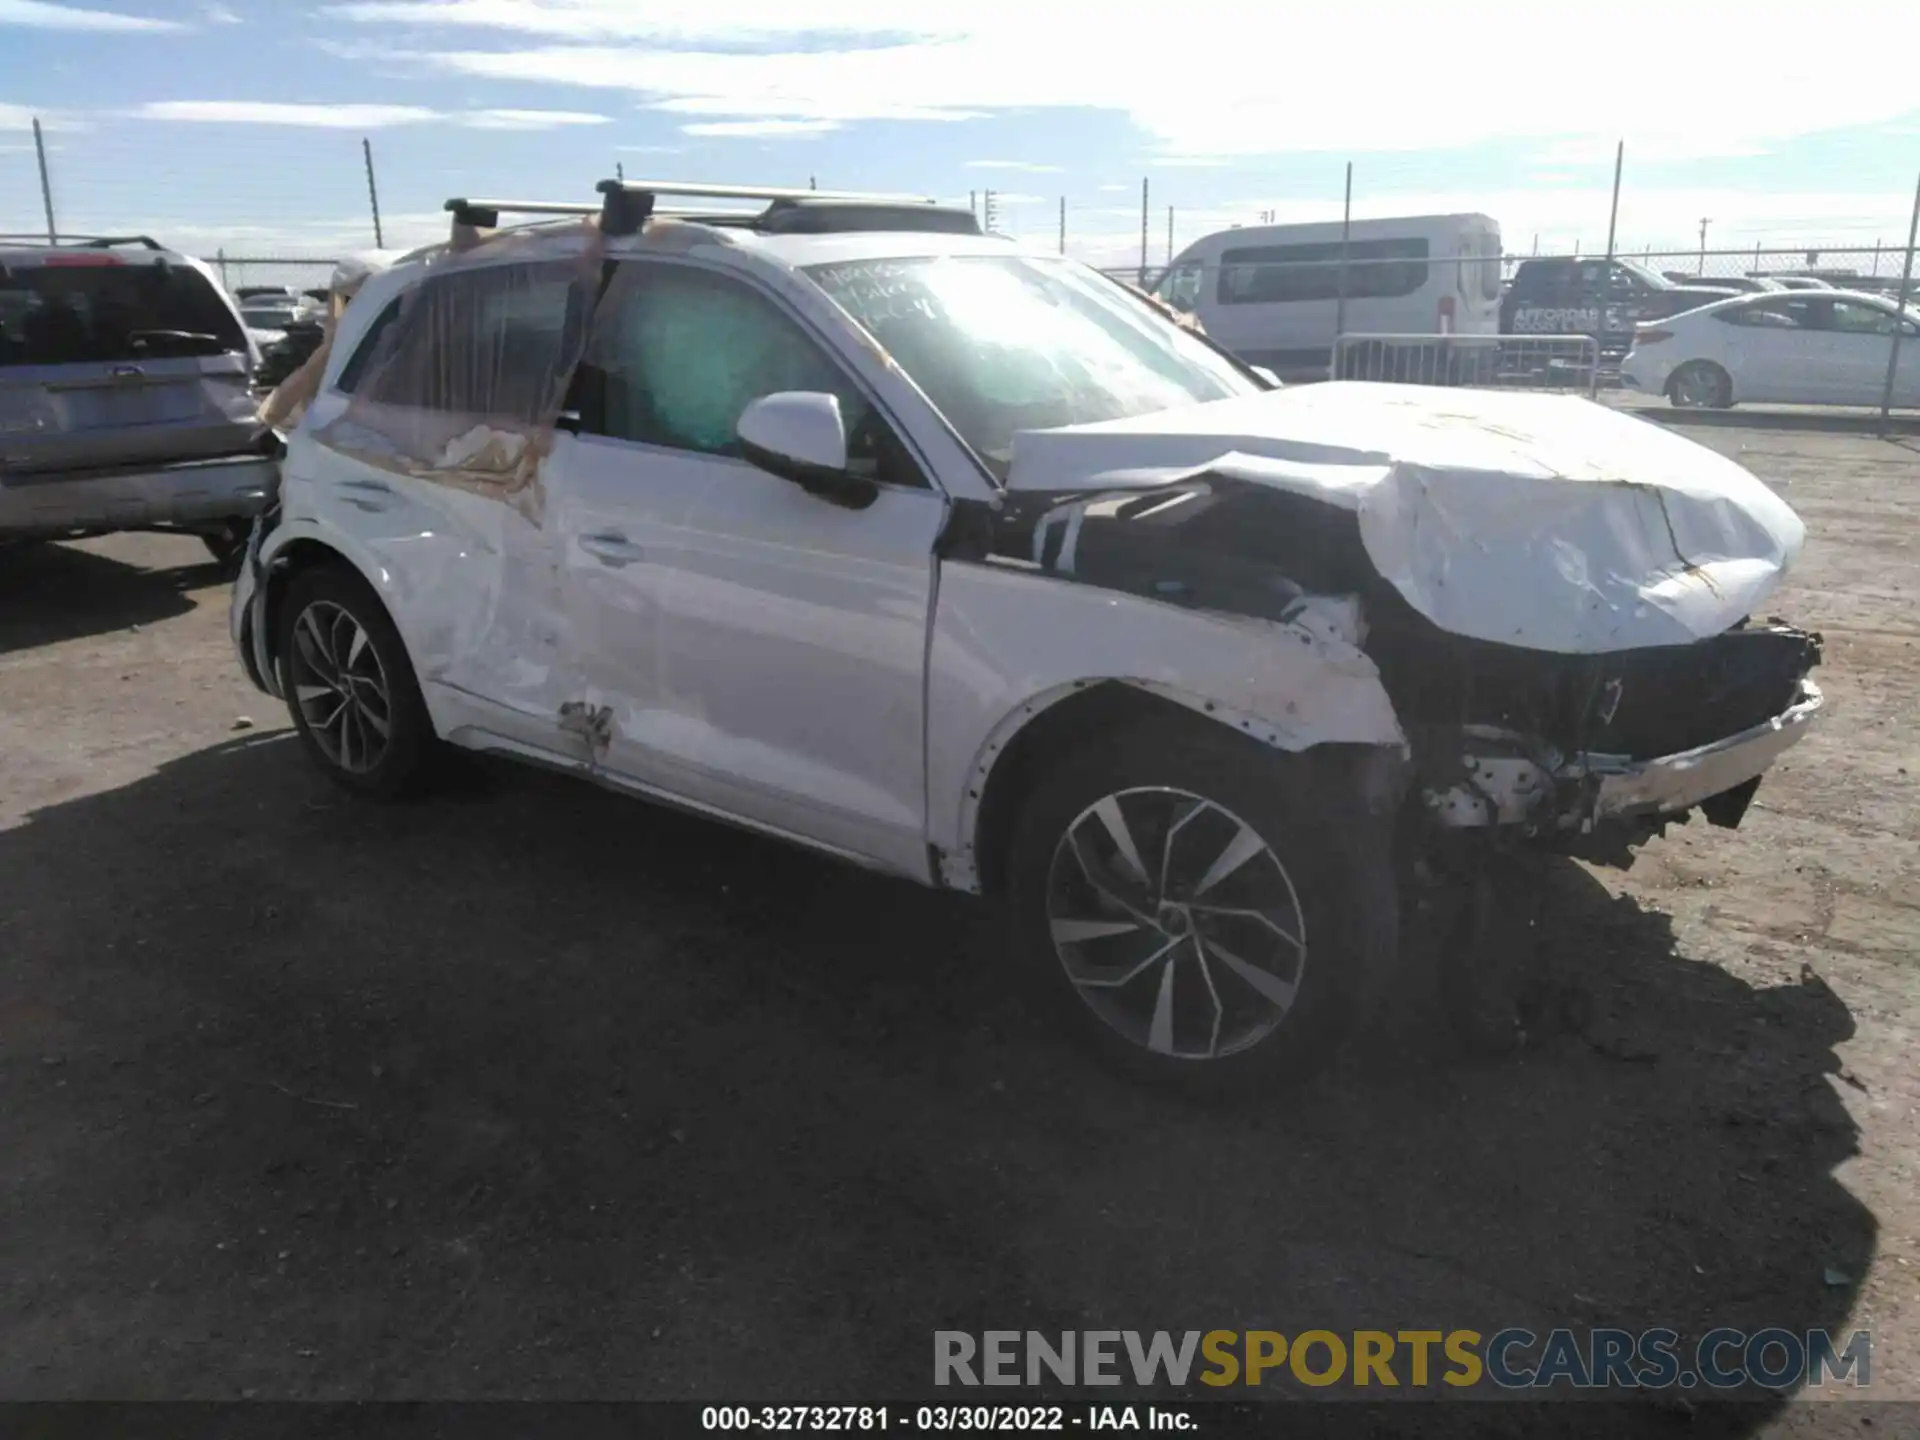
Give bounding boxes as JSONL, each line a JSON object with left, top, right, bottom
{"left": 1004, "top": 381, "right": 1806, "bottom": 654}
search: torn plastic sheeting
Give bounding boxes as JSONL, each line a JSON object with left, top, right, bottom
{"left": 1004, "top": 382, "right": 1804, "bottom": 656}
{"left": 257, "top": 251, "right": 399, "bottom": 433}
{"left": 314, "top": 222, "right": 604, "bottom": 518}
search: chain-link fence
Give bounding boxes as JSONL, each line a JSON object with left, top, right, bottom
{"left": 1613, "top": 248, "right": 1918, "bottom": 299}
{"left": 201, "top": 255, "right": 343, "bottom": 300}
{"left": 9, "top": 106, "right": 1917, "bottom": 316}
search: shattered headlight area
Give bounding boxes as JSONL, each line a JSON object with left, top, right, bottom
{"left": 1410, "top": 620, "right": 1824, "bottom": 850}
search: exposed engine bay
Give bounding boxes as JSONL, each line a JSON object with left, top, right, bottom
{"left": 942, "top": 472, "right": 1823, "bottom": 866}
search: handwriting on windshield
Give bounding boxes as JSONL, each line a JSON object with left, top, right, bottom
{"left": 814, "top": 261, "right": 941, "bottom": 325}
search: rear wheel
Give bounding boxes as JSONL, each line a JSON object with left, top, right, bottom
{"left": 1005, "top": 722, "right": 1396, "bottom": 1090}
{"left": 276, "top": 564, "right": 437, "bottom": 799}
{"left": 1668, "top": 360, "right": 1732, "bottom": 409}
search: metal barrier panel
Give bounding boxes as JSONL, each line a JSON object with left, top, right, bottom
{"left": 1331, "top": 333, "right": 1602, "bottom": 391}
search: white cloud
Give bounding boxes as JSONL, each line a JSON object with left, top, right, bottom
{"left": 1527, "top": 136, "right": 1765, "bottom": 167}
{"left": 200, "top": 1, "right": 241, "bottom": 21}
{"left": 1149, "top": 156, "right": 1231, "bottom": 168}
{"left": 135, "top": 101, "right": 443, "bottom": 127}
{"left": 329, "top": 1, "right": 1920, "bottom": 163}
{"left": 127, "top": 101, "right": 611, "bottom": 131}
{"left": 462, "top": 108, "right": 613, "bottom": 129}
{"left": 616, "top": 143, "right": 684, "bottom": 153}
{"left": 680, "top": 118, "right": 840, "bottom": 138}
{"left": 0, "top": 103, "right": 94, "bottom": 134}
{"left": 0, "top": 0, "right": 182, "bottom": 30}
{"left": 320, "top": 0, "right": 960, "bottom": 42}
{"left": 965, "top": 159, "right": 1061, "bottom": 172}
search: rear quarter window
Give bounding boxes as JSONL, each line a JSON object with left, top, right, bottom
{"left": 0, "top": 259, "right": 245, "bottom": 365}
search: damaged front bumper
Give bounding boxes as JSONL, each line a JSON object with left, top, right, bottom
{"left": 1426, "top": 678, "right": 1824, "bottom": 838}
{"left": 1586, "top": 679, "right": 1823, "bottom": 823}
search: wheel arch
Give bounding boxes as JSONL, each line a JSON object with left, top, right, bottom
{"left": 253, "top": 523, "right": 397, "bottom": 689}
{"left": 957, "top": 678, "right": 1407, "bottom": 898}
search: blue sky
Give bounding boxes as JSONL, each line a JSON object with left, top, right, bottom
{"left": 4, "top": 0, "right": 1920, "bottom": 267}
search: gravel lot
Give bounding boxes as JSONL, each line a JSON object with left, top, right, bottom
{"left": 2, "top": 424, "right": 1916, "bottom": 1428}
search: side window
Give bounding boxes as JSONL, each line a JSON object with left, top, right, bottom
{"left": 1155, "top": 261, "right": 1204, "bottom": 313}
{"left": 1829, "top": 300, "right": 1901, "bottom": 336}
{"left": 1217, "top": 239, "right": 1426, "bottom": 305}
{"left": 355, "top": 260, "right": 586, "bottom": 423}
{"left": 1719, "top": 301, "right": 1804, "bottom": 329}
{"left": 583, "top": 263, "right": 927, "bottom": 488}
{"left": 1605, "top": 263, "right": 1648, "bottom": 298}
{"left": 335, "top": 296, "right": 403, "bottom": 395}
{"left": 1510, "top": 263, "right": 1553, "bottom": 301}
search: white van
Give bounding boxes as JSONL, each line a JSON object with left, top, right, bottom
{"left": 1153, "top": 213, "right": 1503, "bottom": 380}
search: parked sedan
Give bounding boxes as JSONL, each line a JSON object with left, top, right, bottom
{"left": 1622, "top": 289, "right": 1920, "bottom": 408}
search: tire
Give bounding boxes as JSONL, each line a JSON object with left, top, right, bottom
{"left": 201, "top": 523, "right": 250, "bottom": 576}
{"left": 1667, "top": 360, "right": 1733, "bottom": 409}
{"left": 275, "top": 563, "right": 437, "bottom": 799}
{"left": 1004, "top": 720, "right": 1398, "bottom": 1091}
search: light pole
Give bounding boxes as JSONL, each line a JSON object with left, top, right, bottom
{"left": 1697, "top": 217, "right": 1712, "bottom": 276}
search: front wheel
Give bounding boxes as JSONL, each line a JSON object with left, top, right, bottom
{"left": 1005, "top": 722, "right": 1396, "bottom": 1090}
{"left": 276, "top": 564, "right": 437, "bottom": 799}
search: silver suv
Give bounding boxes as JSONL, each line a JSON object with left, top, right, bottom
{"left": 0, "top": 234, "right": 279, "bottom": 566}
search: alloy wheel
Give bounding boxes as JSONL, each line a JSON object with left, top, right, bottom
{"left": 1671, "top": 364, "right": 1722, "bottom": 407}
{"left": 288, "top": 600, "right": 393, "bottom": 775}
{"left": 1045, "top": 787, "right": 1308, "bottom": 1060}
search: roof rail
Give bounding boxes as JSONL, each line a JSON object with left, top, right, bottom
{"left": 0, "top": 232, "right": 163, "bottom": 250}
{"left": 596, "top": 178, "right": 934, "bottom": 236}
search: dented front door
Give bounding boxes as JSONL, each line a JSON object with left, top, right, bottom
{"left": 551, "top": 258, "right": 944, "bottom": 878}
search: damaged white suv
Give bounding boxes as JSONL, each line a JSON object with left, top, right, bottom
{"left": 232, "top": 181, "right": 1823, "bottom": 1084}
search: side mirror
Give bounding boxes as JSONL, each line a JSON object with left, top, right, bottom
{"left": 737, "top": 391, "right": 876, "bottom": 510}
{"left": 1251, "top": 365, "right": 1282, "bottom": 387}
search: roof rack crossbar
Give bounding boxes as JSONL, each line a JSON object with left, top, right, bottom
{"left": 595, "top": 177, "right": 935, "bottom": 235}
{"left": 443, "top": 197, "right": 601, "bottom": 230}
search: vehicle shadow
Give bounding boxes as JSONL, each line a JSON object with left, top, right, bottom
{"left": 0, "top": 541, "right": 211, "bottom": 655}
{"left": 0, "top": 737, "right": 1872, "bottom": 1426}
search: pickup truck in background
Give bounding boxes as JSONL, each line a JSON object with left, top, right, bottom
{"left": 1501, "top": 256, "right": 1739, "bottom": 358}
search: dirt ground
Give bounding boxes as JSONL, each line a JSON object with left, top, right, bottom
{"left": 1, "top": 425, "right": 1916, "bottom": 1429}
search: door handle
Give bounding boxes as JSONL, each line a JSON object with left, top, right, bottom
{"left": 579, "top": 530, "right": 646, "bottom": 566}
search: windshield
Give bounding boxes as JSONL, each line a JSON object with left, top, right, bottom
{"left": 803, "top": 255, "right": 1257, "bottom": 480}
{"left": 242, "top": 307, "right": 297, "bottom": 330}
{"left": 1614, "top": 257, "right": 1669, "bottom": 290}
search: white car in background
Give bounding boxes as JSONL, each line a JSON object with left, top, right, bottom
{"left": 1622, "top": 289, "right": 1920, "bottom": 408}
